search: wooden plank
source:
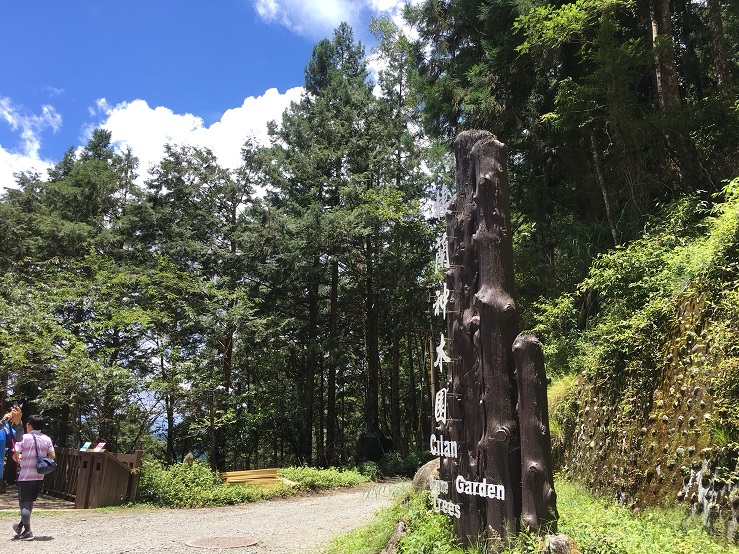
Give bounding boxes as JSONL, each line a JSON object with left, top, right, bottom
{"left": 221, "top": 467, "right": 296, "bottom": 489}
{"left": 223, "top": 469, "right": 277, "bottom": 478}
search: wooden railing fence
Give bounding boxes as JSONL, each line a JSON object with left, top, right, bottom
{"left": 41, "top": 448, "right": 143, "bottom": 509}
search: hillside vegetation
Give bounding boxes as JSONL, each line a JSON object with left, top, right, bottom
{"left": 543, "top": 179, "right": 739, "bottom": 541}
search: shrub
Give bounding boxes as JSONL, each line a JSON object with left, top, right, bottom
{"left": 137, "top": 459, "right": 268, "bottom": 508}
{"left": 324, "top": 487, "right": 466, "bottom": 554}
{"left": 378, "top": 450, "right": 435, "bottom": 479}
{"left": 137, "top": 460, "right": 367, "bottom": 508}
{"left": 548, "top": 374, "right": 578, "bottom": 468}
{"left": 359, "top": 460, "right": 382, "bottom": 481}
{"left": 278, "top": 466, "right": 369, "bottom": 490}
{"left": 379, "top": 452, "right": 405, "bottom": 477}
{"left": 401, "top": 450, "right": 434, "bottom": 476}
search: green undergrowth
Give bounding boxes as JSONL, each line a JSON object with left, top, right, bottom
{"left": 136, "top": 459, "right": 370, "bottom": 508}
{"left": 555, "top": 480, "right": 737, "bottom": 554}
{"left": 323, "top": 479, "right": 739, "bottom": 554}
{"left": 321, "top": 485, "right": 458, "bottom": 554}
{"left": 547, "top": 374, "right": 578, "bottom": 467}
{"left": 278, "top": 465, "right": 369, "bottom": 490}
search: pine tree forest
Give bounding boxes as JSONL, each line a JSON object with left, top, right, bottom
{"left": 1, "top": 2, "right": 737, "bottom": 474}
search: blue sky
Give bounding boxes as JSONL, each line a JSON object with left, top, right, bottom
{"left": 0, "top": 1, "right": 414, "bottom": 191}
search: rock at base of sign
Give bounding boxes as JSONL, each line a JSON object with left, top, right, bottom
{"left": 412, "top": 458, "right": 439, "bottom": 490}
{"left": 542, "top": 534, "right": 580, "bottom": 554}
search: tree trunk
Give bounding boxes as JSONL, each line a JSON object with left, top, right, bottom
{"left": 390, "top": 329, "right": 403, "bottom": 455}
{"left": 513, "top": 333, "right": 557, "bottom": 532}
{"left": 325, "top": 259, "right": 339, "bottom": 466}
{"left": 301, "top": 260, "right": 320, "bottom": 465}
{"left": 649, "top": 0, "right": 680, "bottom": 110}
{"left": 407, "top": 326, "right": 421, "bottom": 450}
{"left": 316, "top": 357, "right": 325, "bottom": 466}
{"left": 591, "top": 134, "right": 620, "bottom": 246}
{"left": 166, "top": 394, "right": 176, "bottom": 464}
{"left": 707, "top": 0, "right": 731, "bottom": 90}
{"left": 442, "top": 130, "right": 522, "bottom": 544}
{"left": 649, "top": 0, "right": 715, "bottom": 193}
{"left": 365, "top": 235, "right": 380, "bottom": 434}
{"left": 214, "top": 321, "right": 234, "bottom": 472}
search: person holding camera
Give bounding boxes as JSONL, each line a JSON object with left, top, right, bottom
{"left": 12, "top": 414, "right": 55, "bottom": 541}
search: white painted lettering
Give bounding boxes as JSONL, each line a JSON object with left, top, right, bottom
{"left": 455, "top": 475, "right": 505, "bottom": 501}
{"left": 431, "top": 493, "right": 461, "bottom": 519}
{"left": 429, "top": 433, "right": 458, "bottom": 459}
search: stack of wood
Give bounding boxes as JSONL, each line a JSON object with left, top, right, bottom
{"left": 221, "top": 468, "right": 298, "bottom": 489}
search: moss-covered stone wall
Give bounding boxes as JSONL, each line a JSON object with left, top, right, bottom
{"left": 563, "top": 290, "right": 738, "bottom": 543}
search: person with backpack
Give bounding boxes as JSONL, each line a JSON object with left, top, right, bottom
{"left": 12, "top": 414, "right": 54, "bottom": 541}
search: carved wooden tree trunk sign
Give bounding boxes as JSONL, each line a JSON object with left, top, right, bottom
{"left": 435, "top": 131, "right": 557, "bottom": 547}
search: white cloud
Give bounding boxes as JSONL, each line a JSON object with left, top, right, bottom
{"left": 92, "top": 87, "right": 304, "bottom": 180}
{"left": 251, "top": 0, "right": 420, "bottom": 39}
{"left": 368, "top": 0, "right": 410, "bottom": 17}
{"left": 254, "top": 0, "right": 360, "bottom": 37}
{"left": 0, "top": 87, "right": 304, "bottom": 193}
{"left": 0, "top": 148, "right": 54, "bottom": 189}
{"left": 0, "top": 97, "right": 60, "bottom": 190}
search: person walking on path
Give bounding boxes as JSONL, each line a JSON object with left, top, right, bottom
{"left": 12, "top": 414, "right": 55, "bottom": 541}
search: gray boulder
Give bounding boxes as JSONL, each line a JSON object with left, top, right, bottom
{"left": 412, "top": 458, "right": 439, "bottom": 490}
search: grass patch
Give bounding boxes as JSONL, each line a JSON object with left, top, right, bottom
{"left": 136, "top": 460, "right": 371, "bottom": 508}
{"left": 279, "top": 466, "right": 369, "bottom": 490}
{"left": 322, "top": 487, "right": 462, "bottom": 554}
{"left": 324, "top": 478, "right": 739, "bottom": 554}
{"left": 548, "top": 374, "right": 578, "bottom": 467}
{"left": 556, "top": 479, "right": 738, "bottom": 554}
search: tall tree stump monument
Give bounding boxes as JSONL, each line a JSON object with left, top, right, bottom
{"left": 433, "top": 130, "right": 557, "bottom": 546}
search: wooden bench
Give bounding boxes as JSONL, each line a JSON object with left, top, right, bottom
{"left": 221, "top": 468, "right": 298, "bottom": 489}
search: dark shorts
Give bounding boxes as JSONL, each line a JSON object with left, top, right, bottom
{"left": 18, "top": 480, "right": 43, "bottom": 504}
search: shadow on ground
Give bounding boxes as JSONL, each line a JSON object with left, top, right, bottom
{"left": 0, "top": 485, "right": 74, "bottom": 511}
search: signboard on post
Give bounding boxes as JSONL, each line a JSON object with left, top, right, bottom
{"left": 429, "top": 131, "right": 557, "bottom": 546}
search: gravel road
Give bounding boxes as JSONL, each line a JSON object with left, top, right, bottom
{"left": 0, "top": 481, "right": 408, "bottom": 554}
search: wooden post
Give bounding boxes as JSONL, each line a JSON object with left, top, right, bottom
{"left": 441, "top": 131, "right": 522, "bottom": 544}
{"left": 439, "top": 131, "right": 556, "bottom": 545}
{"left": 471, "top": 134, "right": 521, "bottom": 539}
{"left": 442, "top": 130, "right": 491, "bottom": 544}
{"left": 513, "top": 333, "right": 558, "bottom": 532}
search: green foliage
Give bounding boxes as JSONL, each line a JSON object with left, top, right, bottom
{"left": 323, "top": 488, "right": 465, "bottom": 554}
{"left": 137, "top": 459, "right": 268, "bottom": 508}
{"left": 514, "top": 0, "right": 634, "bottom": 55}
{"left": 556, "top": 480, "right": 737, "bottom": 554}
{"left": 529, "top": 293, "right": 581, "bottom": 376}
{"left": 359, "top": 461, "right": 382, "bottom": 481}
{"left": 137, "top": 460, "right": 370, "bottom": 508}
{"left": 277, "top": 466, "right": 369, "bottom": 491}
{"left": 326, "top": 479, "right": 738, "bottom": 554}
{"left": 548, "top": 374, "right": 579, "bottom": 468}
{"left": 378, "top": 450, "right": 435, "bottom": 479}
{"left": 530, "top": 186, "right": 739, "bottom": 398}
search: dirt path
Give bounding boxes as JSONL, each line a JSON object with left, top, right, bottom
{"left": 0, "top": 481, "right": 408, "bottom": 554}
